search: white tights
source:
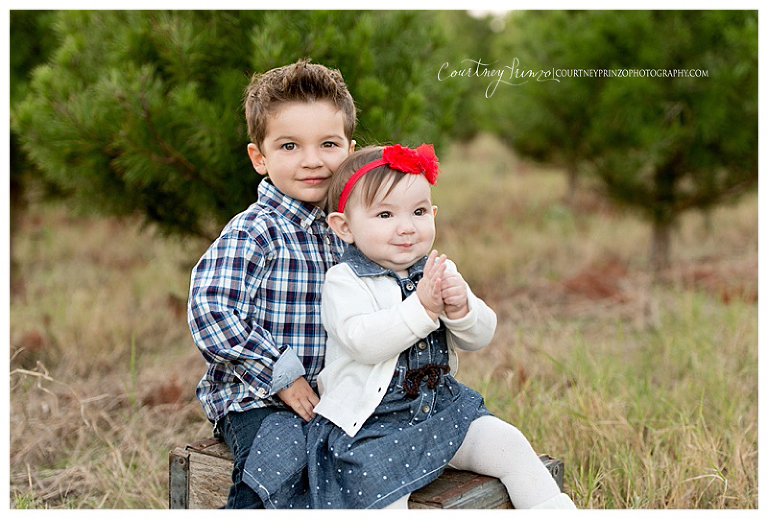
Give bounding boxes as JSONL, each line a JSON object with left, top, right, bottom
{"left": 384, "top": 415, "right": 574, "bottom": 509}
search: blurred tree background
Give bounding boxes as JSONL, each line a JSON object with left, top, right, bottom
{"left": 11, "top": 10, "right": 467, "bottom": 240}
{"left": 491, "top": 10, "right": 757, "bottom": 269}
{"left": 10, "top": 9, "right": 758, "bottom": 268}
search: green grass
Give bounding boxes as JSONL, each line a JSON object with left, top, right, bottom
{"left": 9, "top": 134, "right": 757, "bottom": 508}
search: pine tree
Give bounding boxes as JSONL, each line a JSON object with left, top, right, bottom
{"left": 491, "top": 10, "right": 757, "bottom": 269}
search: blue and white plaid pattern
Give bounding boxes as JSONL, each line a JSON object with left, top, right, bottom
{"left": 188, "top": 179, "right": 344, "bottom": 424}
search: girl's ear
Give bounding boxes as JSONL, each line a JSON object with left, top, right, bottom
{"left": 247, "top": 143, "right": 268, "bottom": 176}
{"left": 432, "top": 205, "right": 438, "bottom": 217}
{"left": 327, "top": 212, "right": 355, "bottom": 244}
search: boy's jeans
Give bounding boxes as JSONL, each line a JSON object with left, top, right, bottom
{"left": 217, "top": 408, "right": 275, "bottom": 509}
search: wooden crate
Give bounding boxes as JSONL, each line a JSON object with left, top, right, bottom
{"left": 169, "top": 437, "right": 564, "bottom": 509}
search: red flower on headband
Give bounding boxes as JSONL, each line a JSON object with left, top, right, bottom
{"left": 336, "top": 144, "right": 441, "bottom": 212}
{"left": 382, "top": 144, "right": 440, "bottom": 185}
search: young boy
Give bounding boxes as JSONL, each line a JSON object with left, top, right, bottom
{"left": 187, "top": 60, "right": 356, "bottom": 508}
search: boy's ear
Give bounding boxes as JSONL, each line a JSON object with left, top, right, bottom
{"left": 432, "top": 205, "right": 438, "bottom": 217}
{"left": 247, "top": 143, "right": 268, "bottom": 176}
{"left": 327, "top": 212, "right": 355, "bottom": 244}
{"left": 348, "top": 139, "right": 356, "bottom": 154}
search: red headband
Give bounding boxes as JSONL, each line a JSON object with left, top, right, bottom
{"left": 336, "top": 144, "right": 440, "bottom": 213}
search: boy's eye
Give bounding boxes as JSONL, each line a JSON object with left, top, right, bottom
{"left": 414, "top": 207, "right": 428, "bottom": 216}
{"left": 322, "top": 141, "right": 339, "bottom": 148}
{"left": 281, "top": 143, "right": 296, "bottom": 151}
{"left": 377, "top": 211, "right": 392, "bottom": 219}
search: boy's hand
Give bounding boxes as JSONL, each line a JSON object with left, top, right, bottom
{"left": 277, "top": 377, "right": 319, "bottom": 422}
{"left": 441, "top": 268, "right": 469, "bottom": 319}
{"left": 418, "top": 250, "right": 446, "bottom": 321}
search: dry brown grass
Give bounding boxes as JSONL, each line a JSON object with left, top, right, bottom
{"left": 9, "top": 206, "right": 211, "bottom": 508}
{"left": 434, "top": 136, "right": 757, "bottom": 509}
{"left": 8, "top": 134, "right": 757, "bottom": 508}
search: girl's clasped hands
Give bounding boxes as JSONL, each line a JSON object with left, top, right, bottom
{"left": 417, "top": 250, "right": 469, "bottom": 322}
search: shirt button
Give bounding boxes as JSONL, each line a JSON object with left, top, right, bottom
{"left": 405, "top": 281, "right": 415, "bottom": 291}
{"left": 417, "top": 341, "right": 427, "bottom": 350}
{"left": 421, "top": 404, "right": 430, "bottom": 413}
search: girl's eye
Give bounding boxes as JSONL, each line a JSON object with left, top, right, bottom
{"left": 377, "top": 212, "right": 392, "bottom": 219}
{"left": 281, "top": 143, "right": 296, "bottom": 151}
{"left": 414, "top": 208, "right": 427, "bottom": 216}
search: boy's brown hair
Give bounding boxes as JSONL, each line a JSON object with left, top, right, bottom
{"left": 244, "top": 59, "right": 357, "bottom": 150}
{"left": 326, "top": 146, "right": 412, "bottom": 214}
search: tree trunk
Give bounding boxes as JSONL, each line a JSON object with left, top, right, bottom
{"left": 565, "top": 164, "right": 578, "bottom": 204}
{"left": 650, "top": 219, "right": 672, "bottom": 271}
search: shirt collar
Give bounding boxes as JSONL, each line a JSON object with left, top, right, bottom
{"left": 258, "top": 178, "right": 327, "bottom": 230}
{"left": 340, "top": 245, "right": 428, "bottom": 279}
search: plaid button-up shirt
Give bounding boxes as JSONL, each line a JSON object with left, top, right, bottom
{"left": 188, "top": 178, "right": 344, "bottom": 425}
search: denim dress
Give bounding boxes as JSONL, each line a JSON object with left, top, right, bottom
{"left": 242, "top": 250, "right": 491, "bottom": 509}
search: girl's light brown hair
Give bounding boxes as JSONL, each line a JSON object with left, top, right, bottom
{"left": 325, "top": 146, "right": 412, "bottom": 214}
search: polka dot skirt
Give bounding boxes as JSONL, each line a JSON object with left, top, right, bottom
{"left": 242, "top": 329, "right": 491, "bottom": 509}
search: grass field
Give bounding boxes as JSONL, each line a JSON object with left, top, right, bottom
{"left": 8, "top": 135, "right": 757, "bottom": 509}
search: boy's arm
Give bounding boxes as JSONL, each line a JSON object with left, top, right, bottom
{"left": 322, "top": 264, "right": 440, "bottom": 365}
{"left": 188, "top": 231, "right": 304, "bottom": 399}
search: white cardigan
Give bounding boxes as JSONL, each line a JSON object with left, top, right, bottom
{"left": 314, "top": 261, "right": 497, "bottom": 437}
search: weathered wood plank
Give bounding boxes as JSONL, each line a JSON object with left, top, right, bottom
{"left": 409, "top": 469, "right": 511, "bottom": 509}
{"left": 170, "top": 437, "right": 564, "bottom": 509}
{"left": 168, "top": 448, "right": 190, "bottom": 509}
{"left": 189, "top": 437, "right": 231, "bottom": 459}
{"left": 187, "top": 448, "right": 231, "bottom": 508}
